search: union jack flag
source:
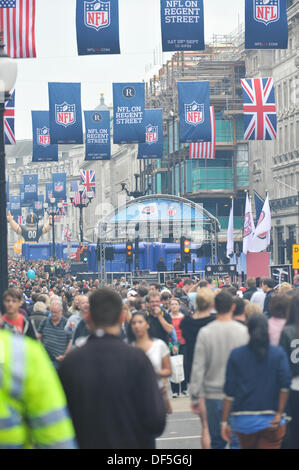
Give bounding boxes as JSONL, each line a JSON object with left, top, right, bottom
{"left": 80, "top": 169, "right": 96, "bottom": 198}
{"left": 189, "top": 107, "right": 216, "bottom": 159}
{"left": 4, "top": 90, "right": 15, "bottom": 145}
{"left": 241, "top": 77, "right": 277, "bottom": 141}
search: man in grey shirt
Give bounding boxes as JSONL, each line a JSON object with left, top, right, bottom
{"left": 190, "top": 290, "right": 249, "bottom": 449}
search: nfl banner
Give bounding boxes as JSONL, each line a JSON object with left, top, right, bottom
{"left": 189, "top": 106, "right": 216, "bottom": 159}
{"left": 32, "top": 111, "right": 58, "bottom": 162}
{"left": 24, "top": 174, "right": 38, "bottom": 202}
{"left": 178, "top": 81, "right": 211, "bottom": 143}
{"left": 138, "top": 109, "right": 163, "bottom": 159}
{"left": 76, "top": 0, "right": 120, "bottom": 55}
{"left": 245, "top": 0, "right": 288, "bottom": 50}
{"left": 52, "top": 173, "right": 67, "bottom": 201}
{"left": 160, "top": 0, "right": 205, "bottom": 52}
{"left": 113, "top": 82, "right": 146, "bottom": 144}
{"left": 45, "top": 182, "right": 53, "bottom": 203}
{"left": 10, "top": 195, "right": 21, "bottom": 218}
{"left": 48, "top": 82, "right": 83, "bottom": 145}
{"left": 32, "top": 195, "right": 44, "bottom": 216}
{"left": 84, "top": 110, "right": 111, "bottom": 160}
{"left": 241, "top": 77, "right": 277, "bottom": 140}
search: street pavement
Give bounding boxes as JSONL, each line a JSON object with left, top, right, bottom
{"left": 156, "top": 397, "right": 202, "bottom": 450}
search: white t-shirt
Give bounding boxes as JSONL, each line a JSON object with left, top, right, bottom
{"left": 146, "top": 339, "right": 170, "bottom": 389}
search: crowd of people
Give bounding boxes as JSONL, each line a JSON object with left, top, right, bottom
{"left": 1, "top": 257, "right": 299, "bottom": 449}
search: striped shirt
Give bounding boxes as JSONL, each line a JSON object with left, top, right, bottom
{"left": 38, "top": 316, "right": 72, "bottom": 361}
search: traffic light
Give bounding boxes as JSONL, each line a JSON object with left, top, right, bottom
{"left": 126, "top": 241, "right": 133, "bottom": 265}
{"left": 80, "top": 245, "right": 88, "bottom": 263}
{"left": 105, "top": 246, "right": 114, "bottom": 261}
{"left": 180, "top": 237, "right": 191, "bottom": 264}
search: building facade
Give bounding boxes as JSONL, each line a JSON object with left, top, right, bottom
{"left": 247, "top": 0, "right": 299, "bottom": 264}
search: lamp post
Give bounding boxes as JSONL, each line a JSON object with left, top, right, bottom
{"left": 120, "top": 174, "right": 152, "bottom": 199}
{"left": 0, "top": 32, "right": 17, "bottom": 305}
{"left": 70, "top": 186, "right": 94, "bottom": 244}
{"left": 44, "top": 199, "right": 62, "bottom": 260}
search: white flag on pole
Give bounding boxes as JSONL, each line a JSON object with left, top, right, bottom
{"left": 251, "top": 194, "right": 271, "bottom": 252}
{"left": 226, "top": 199, "right": 234, "bottom": 258}
{"left": 243, "top": 193, "right": 255, "bottom": 254}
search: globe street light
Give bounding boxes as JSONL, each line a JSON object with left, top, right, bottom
{"left": 0, "top": 32, "right": 17, "bottom": 305}
{"left": 70, "top": 186, "right": 94, "bottom": 243}
{"left": 44, "top": 199, "right": 63, "bottom": 260}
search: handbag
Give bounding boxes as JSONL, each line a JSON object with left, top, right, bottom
{"left": 170, "top": 355, "right": 185, "bottom": 384}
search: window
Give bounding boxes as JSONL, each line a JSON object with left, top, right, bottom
{"left": 290, "top": 122, "right": 294, "bottom": 151}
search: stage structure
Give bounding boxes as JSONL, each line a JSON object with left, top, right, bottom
{"left": 95, "top": 195, "right": 220, "bottom": 283}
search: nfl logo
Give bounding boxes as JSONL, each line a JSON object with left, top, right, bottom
{"left": 55, "top": 102, "right": 76, "bottom": 128}
{"left": 142, "top": 206, "right": 155, "bottom": 216}
{"left": 254, "top": 0, "right": 280, "bottom": 26}
{"left": 55, "top": 183, "right": 64, "bottom": 193}
{"left": 168, "top": 207, "right": 177, "bottom": 217}
{"left": 185, "top": 102, "right": 204, "bottom": 126}
{"left": 84, "top": 0, "right": 110, "bottom": 31}
{"left": 37, "top": 127, "right": 50, "bottom": 147}
{"left": 146, "top": 124, "right": 158, "bottom": 145}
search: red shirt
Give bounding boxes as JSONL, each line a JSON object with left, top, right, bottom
{"left": 3, "top": 314, "right": 25, "bottom": 334}
{"left": 171, "top": 316, "right": 186, "bottom": 345}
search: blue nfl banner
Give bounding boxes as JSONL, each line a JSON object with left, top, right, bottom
{"left": 76, "top": 0, "right": 120, "bottom": 55}
{"left": 32, "top": 195, "right": 44, "bottom": 216}
{"left": 10, "top": 196, "right": 21, "bottom": 218}
{"left": 245, "top": 0, "right": 288, "bottom": 49}
{"left": 32, "top": 111, "right": 58, "bottom": 162}
{"left": 138, "top": 109, "right": 163, "bottom": 159}
{"left": 48, "top": 83, "right": 83, "bottom": 145}
{"left": 24, "top": 175, "right": 38, "bottom": 202}
{"left": 52, "top": 173, "right": 67, "bottom": 201}
{"left": 160, "top": 0, "right": 205, "bottom": 52}
{"left": 113, "top": 83, "right": 146, "bottom": 144}
{"left": 45, "top": 182, "right": 54, "bottom": 203}
{"left": 178, "top": 81, "right": 211, "bottom": 143}
{"left": 20, "top": 184, "right": 31, "bottom": 208}
{"left": 84, "top": 110, "right": 111, "bottom": 160}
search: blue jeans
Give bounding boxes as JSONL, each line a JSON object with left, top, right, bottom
{"left": 205, "top": 398, "right": 240, "bottom": 449}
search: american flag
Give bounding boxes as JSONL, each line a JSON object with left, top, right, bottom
{"left": 57, "top": 200, "right": 68, "bottom": 217}
{"left": 70, "top": 181, "right": 87, "bottom": 206}
{"left": 241, "top": 77, "right": 277, "bottom": 141}
{"left": 0, "top": 0, "right": 36, "bottom": 58}
{"left": 4, "top": 90, "right": 15, "bottom": 145}
{"left": 80, "top": 169, "right": 96, "bottom": 198}
{"left": 189, "top": 107, "right": 216, "bottom": 159}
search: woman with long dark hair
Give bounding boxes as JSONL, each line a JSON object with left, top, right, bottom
{"left": 221, "top": 314, "right": 291, "bottom": 449}
{"left": 128, "top": 311, "right": 172, "bottom": 414}
{"left": 279, "top": 291, "right": 299, "bottom": 448}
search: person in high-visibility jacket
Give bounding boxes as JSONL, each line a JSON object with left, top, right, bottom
{"left": 0, "top": 329, "right": 77, "bottom": 449}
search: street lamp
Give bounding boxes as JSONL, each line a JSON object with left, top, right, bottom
{"left": 0, "top": 32, "right": 17, "bottom": 305}
{"left": 121, "top": 173, "right": 152, "bottom": 199}
{"left": 44, "top": 199, "right": 63, "bottom": 260}
{"left": 70, "top": 186, "right": 94, "bottom": 243}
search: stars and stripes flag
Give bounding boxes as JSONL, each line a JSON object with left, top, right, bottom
{"left": 241, "top": 77, "right": 277, "bottom": 141}
{"left": 80, "top": 169, "right": 96, "bottom": 198}
{"left": 189, "top": 107, "right": 216, "bottom": 159}
{"left": 4, "top": 90, "right": 15, "bottom": 144}
{"left": 70, "top": 181, "right": 87, "bottom": 206}
{"left": 0, "top": 0, "right": 36, "bottom": 58}
{"left": 56, "top": 200, "right": 68, "bottom": 216}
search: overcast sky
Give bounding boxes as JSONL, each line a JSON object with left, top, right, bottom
{"left": 14, "top": 0, "right": 243, "bottom": 140}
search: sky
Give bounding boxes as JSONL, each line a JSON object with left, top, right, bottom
{"left": 13, "top": 0, "right": 243, "bottom": 140}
